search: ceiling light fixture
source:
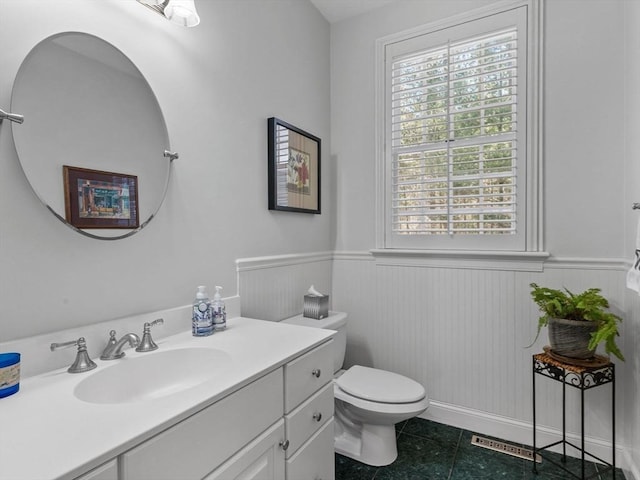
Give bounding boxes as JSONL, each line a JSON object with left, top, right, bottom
{"left": 137, "top": 0, "right": 200, "bottom": 27}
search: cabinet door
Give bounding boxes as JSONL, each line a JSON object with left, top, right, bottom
{"left": 205, "top": 420, "right": 286, "bottom": 480}
{"left": 74, "top": 459, "right": 118, "bottom": 480}
{"left": 286, "top": 419, "right": 335, "bottom": 480}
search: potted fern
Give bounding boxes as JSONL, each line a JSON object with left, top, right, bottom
{"left": 529, "top": 283, "right": 624, "bottom": 362}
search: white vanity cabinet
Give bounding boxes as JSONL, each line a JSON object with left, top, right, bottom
{"left": 206, "top": 340, "right": 336, "bottom": 480}
{"left": 283, "top": 341, "right": 335, "bottom": 480}
{"left": 84, "top": 339, "right": 335, "bottom": 480}
{"left": 0, "top": 318, "right": 336, "bottom": 480}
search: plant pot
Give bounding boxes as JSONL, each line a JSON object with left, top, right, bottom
{"left": 548, "top": 317, "right": 597, "bottom": 360}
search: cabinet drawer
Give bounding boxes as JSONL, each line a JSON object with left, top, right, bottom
{"left": 284, "top": 340, "right": 333, "bottom": 413}
{"left": 286, "top": 418, "right": 335, "bottom": 480}
{"left": 121, "top": 368, "right": 283, "bottom": 480}
{"left": 285, "top": 382, "right": 333, "bottom": 458}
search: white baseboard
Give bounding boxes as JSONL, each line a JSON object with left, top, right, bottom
{"left": 421, "top": 400, "right": 636, "bottom": 478}
{"left": 621, "top": 449, "right": 640, "bottom": 480}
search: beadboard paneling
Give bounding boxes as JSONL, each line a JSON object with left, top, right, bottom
{"left": 624, "top": 288, "right": 640, "bottom": 480}
{"left": 237, "top": 252, "right": 333, "bottom": 321}
{"left": 332, "top": 254, "right": 626, "bottom": 464}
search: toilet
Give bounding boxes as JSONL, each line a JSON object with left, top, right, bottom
{"left": 281, "top": 311, "right": 429, "bottom": 466}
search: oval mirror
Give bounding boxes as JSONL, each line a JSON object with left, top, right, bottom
{"left": 11, "top": 32, "right": 172, "bottom": 240}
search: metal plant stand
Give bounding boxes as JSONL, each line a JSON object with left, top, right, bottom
{"left": 532, "top": 351, "right": 615, "bottom": 479}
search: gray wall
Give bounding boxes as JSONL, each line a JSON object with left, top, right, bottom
{"left": 331, "top": 0, "right": 625, "bottom": 256}
{"left": 0, "top": 0, "right": 332, "bottom": 341}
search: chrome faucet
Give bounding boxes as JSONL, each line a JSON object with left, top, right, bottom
{"left": 50, "top": 337, "right": 97, "bottom": 373}
{"left": 100, "top": 330, "right": 140, "bottom": 360}
{"left": 136, "top": 318, "right": 164, "bottom": 352}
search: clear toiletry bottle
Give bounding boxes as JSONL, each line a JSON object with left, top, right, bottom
{"left": 192, "top": 286, "right": 214, "bottom": 336}
{"left": 212, "top": 286, "right": 227, "bottom": 331}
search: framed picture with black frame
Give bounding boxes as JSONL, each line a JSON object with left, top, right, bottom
{"left": 268, "top": 117, "right": 321, "bottom": 214}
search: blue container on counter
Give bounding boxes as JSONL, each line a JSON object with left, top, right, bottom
{"left": 0, "top": 353, "right": 20, "bottom": 398}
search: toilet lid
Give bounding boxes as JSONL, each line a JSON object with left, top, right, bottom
{"left": 336, "top": 365, "right": 425, "bottom": 404}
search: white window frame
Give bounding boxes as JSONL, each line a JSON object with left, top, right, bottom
{"left": 374, "top": 0, "right": 545, "bottom": 267}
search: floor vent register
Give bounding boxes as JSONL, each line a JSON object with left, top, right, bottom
{"left": 471, "top": 435, "right": 542, "bottom": 463}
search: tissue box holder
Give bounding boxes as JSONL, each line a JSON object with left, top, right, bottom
{"left": 303, "top": 295, "right": 329, "bottom": 319}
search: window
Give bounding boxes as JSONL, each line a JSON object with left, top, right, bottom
{"left": 377, "top": 2, "right": 541, "bottom": 253}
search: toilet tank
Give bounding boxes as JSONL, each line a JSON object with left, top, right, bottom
{"left": 281, "top": 311, "right": 348, "bottom": 374}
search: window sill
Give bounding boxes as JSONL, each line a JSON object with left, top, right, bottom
{"left": 369, "top": 249, "right": 550, "bottom": 272}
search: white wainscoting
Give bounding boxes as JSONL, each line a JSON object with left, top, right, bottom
{"left": 235, "top": 250, "right": 637, "bottom": 476}
{"left": 623, "top": 288, "right": 640, "bottom": 480}
{"left": 333, "top": 252, "right": 630, "bottom": 471}
{"left": 236, "top": 252, "right": 333, "bottom": 321}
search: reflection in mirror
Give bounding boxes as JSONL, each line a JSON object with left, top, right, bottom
{"left": 11, "top": 32, "right": 172, "bottom": 239}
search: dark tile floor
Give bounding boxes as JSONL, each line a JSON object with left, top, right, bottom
{"left": 335, "top": 418, "right": 626, "bottom": 480}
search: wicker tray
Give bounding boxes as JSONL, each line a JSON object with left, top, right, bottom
{"left": 543, "top": 345, "right": 610, "bottom": 368}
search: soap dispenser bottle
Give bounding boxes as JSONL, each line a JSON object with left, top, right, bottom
{"left": 212, "top": 286, "right": 227, "bottom": 331}
{"left": 192, "top": 286, "right": 214, "bottom": 336}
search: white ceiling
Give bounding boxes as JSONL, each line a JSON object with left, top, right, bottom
{"left": 309, "top": 0, "right": 399, "bottom": 23}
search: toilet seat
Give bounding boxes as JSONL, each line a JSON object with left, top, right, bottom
{"left": 334, "top": 382, "right": 429, "bottom": 416}
{"left": 336, "top": 365, "right": 426, "bottom": 404}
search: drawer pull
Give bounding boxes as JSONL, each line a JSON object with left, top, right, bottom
{"left": 312, "top": 368, "right": 321, "bottom": 378}
{"left": 312, "top": 412, "right": 322, "bottom": 422}
{"left": 279, "top": 439, "right": 290, "bottom": 451}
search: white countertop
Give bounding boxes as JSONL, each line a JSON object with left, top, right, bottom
{"left": 0, "top": 317, "right": 334, "bottom": 480}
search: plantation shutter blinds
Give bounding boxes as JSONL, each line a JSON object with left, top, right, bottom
{"left": 385, "top": 7, "right": 527, "bottom": 250}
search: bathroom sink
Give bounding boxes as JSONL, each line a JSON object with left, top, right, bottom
{"left": 74, "top": 348, "right": 232, "bottom": 404}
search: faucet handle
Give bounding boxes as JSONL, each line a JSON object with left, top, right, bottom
{"left": 50, "top": 337, "right": 97, "bottom": 374}
{"left": 106, "top": 329, "right": 117, "bottom": 344}
{"left": 50, "top": 339, "right": 80, "bottom": 351}
{"left": 136, "top": 318, "right": 164, "bottom": 352}
{"left": 149, "top": 318, "right": 164, "bottom": 328}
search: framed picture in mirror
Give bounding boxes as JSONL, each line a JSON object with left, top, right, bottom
{"left": 268, "top": 117, "right": 321, "bottom": 214}
{"left": 63, "top": 166, "right": 139, "bottom": 229}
